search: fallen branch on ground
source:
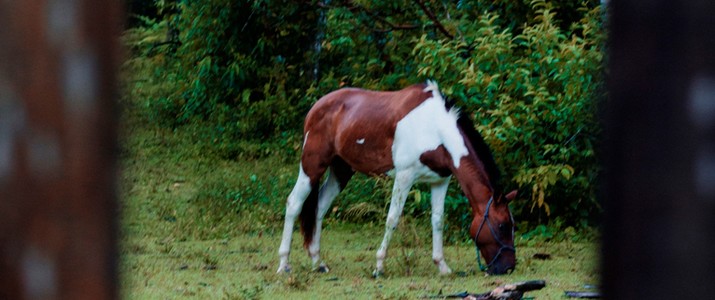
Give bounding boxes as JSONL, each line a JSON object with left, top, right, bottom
{"left": 425, "top": 280, "right": 546, "bottom": 300}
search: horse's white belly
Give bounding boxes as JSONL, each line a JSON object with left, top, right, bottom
{"left": 384, "top": 164, "right": 447, "bottom": 184}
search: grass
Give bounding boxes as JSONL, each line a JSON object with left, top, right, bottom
{"left": 118, "top": 93, "right": 600, "bottom": 299}
{"left": 121, "top": 224, "right": 598, "bottom": 299}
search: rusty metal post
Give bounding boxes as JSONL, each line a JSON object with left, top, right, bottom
{"left": 0, "top": 1, "right": 122, "bottom": 299}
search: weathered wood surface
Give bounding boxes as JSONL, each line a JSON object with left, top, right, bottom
{"left": 0, "top": 1, "right": 122, "bottom": 299}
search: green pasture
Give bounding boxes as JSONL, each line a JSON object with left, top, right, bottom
{"left": 118, "top": 117, "right": 599, "bottom": 299}
{"left": 119, "top": 1, "right": 605, "bottom": 298}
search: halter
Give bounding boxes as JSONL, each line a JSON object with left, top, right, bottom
{"left": 473, "top": 196, "right": 516, "bottom": 273}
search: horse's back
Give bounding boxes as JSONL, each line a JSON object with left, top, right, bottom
{"left": 303, "top": 84, "right": 432, "bottom": 175}
{"left": 305, "top": 84, "right": 426, "bottom": 125}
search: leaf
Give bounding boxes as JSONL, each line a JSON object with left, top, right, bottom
{"left": 504, "top": 116, "right": 514, "bottom": 126}
{"left": 241, "top": 90, "right": 251, "bottom": 104}
{"left": 544, "top": 202, "right": 551, "bottom": 216}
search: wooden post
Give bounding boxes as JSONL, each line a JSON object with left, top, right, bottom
{"left": 604, "top": 0, "right": 715, "bottom": 298}
{"left": 0, "top": 1, "right": 121, "bottom": 299}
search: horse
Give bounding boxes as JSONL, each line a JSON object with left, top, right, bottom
{"left": 276, "top": 80, "right": 517, "bottom": 276}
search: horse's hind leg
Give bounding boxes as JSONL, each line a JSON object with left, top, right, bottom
{"left": 277, "top": 133, "right": 333, "bottom": 273}
{"left": 307, "top": 157, "right": 353, "bottom": 272}
{"left": 277, "top": 165, "right": 313, "bottom": 273}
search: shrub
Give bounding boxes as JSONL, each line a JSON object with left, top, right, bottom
{"left": 123, "top": 0, "right": 605, "bottom": 229}
{"left": 411, "top": 2, "right": 604, "bottom": 226}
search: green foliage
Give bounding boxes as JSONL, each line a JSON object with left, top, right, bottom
{"left": 124, "top": 0, "right": 319, "bottom": 157}
{"left": 123, "top": 0, "right": 605, "bottom": 230}
{"left": 173, "top": 0, "right": 314, "bottom": 137}
{"left": 411, "top": 2, "right": 604, "bottom": 225}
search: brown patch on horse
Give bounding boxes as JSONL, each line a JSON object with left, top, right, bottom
{"left": 454, "top": 154, "right": 495, "bottom": 216}
{"left": 303, "top": 84, "right": 432, "bottom": 176}
{"left": 419, "top": 146, "right": 454, "bottom": 177}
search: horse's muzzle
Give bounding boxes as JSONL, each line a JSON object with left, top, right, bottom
{"left": 487, "top": 262, "right": 516, "bottom": 275}
{"left": 486, "top": 250, "right": 516, "bottom": 275}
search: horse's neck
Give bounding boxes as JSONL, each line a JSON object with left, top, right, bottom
{"left": 452, "top": 155, "right": 493, "bottom": 214}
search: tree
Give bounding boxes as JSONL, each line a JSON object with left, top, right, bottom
{"left": 124, "top": 0, "right": 605, "bottom": 227}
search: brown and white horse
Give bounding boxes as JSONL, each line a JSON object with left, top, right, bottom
{"left": 277, "top": 81, "right": 517, "bottom": 276}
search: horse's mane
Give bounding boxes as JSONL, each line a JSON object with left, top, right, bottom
{"left": 444, "top": 98, "right": 502, "bottom": 193}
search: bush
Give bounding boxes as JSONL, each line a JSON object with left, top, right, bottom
{"left": 123, "top": 0, "right": 605, "bottom": 229}
{"left": 410, "top": 2, "right": 604, "bottom": 226}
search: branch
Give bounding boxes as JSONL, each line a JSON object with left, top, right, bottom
{"left": 370, "top": 13, "right": 420, "bottom": 32}
{"left": 308, "top": 1, "right": 419, "bottom": 33}
{"left": 414, "top": 0, "right": 454, "bottom": 39}
{"left": 441, "top": 1, "right": 465, "bottom": 43}
{"left": 310, "top": 0, "right": 359, "bottom": 11}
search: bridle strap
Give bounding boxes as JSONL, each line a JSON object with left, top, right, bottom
{"left": 474, "top": 196, "right": 516, "bottom": 272}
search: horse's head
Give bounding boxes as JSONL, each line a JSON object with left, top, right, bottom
{"left": 470, "top": 190, "right": 518, "bottom": 275}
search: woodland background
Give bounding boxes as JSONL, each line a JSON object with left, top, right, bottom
{"left": 122, "top": 0, "right": 605, "bottom": 235}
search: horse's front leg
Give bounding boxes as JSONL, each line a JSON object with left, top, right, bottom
{"left": 374, "top": 172, "right": 414, "bottom": 277}
{"left": 430, "top": 178, "right": 452, "bottom": 275}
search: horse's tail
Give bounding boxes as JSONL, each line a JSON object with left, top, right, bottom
{"left": 299, "top": 182, "right": 320, "bottom": 248}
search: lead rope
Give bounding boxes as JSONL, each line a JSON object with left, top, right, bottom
{"left": 474, "top": 197, "right": 493, "bottom": 272}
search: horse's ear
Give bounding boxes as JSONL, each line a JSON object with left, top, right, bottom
{"left": 504, "top": 190, "right": 518, "bottom": 203}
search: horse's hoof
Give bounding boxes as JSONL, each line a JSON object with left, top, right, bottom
{"left": 372, "top": 270, "right": 384, "bottom": 278}
{"left": 276, "top": 265, "right": 292, "bottom": 274}
{"left": 438, "top": 267, "right": 453, "bottom": 276}
{"left": 315, "top": 264, "right": 330, "bottom": 273}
